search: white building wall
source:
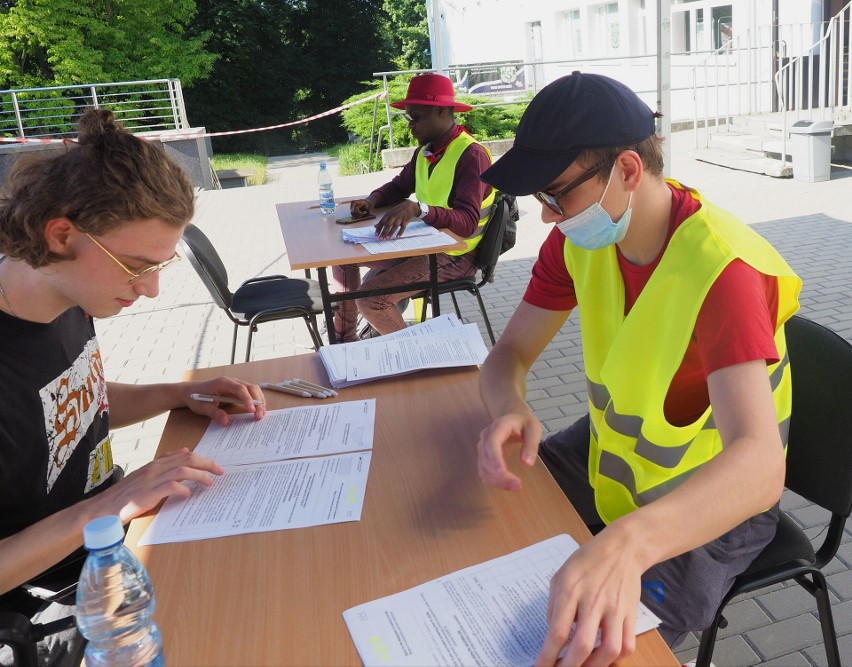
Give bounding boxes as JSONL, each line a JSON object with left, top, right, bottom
{"left": 430, "top": 0, "right": 831, "bottom": 122}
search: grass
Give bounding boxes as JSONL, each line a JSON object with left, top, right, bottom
{"left": 210, "top": 153, "right": 267, "bottom": 186}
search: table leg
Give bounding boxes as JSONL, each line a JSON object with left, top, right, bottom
{"left": 317, "top": 267, "right": 337, "bottom": 345}
{"left": 429, "top": 254, "right": 440, "bottom": 317}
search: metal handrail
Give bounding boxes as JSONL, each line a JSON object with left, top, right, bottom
{"left": 0, "top": 78, "right": 189, "bottom": 138}
{"left": 691, "top": 4, "right": 850, "bottom": 163}
{"left": 773, "top": 1, "right": 851, "bottom": 169}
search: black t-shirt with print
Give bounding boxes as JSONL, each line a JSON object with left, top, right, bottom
{"left": 0, "top": 306, "right": 113, "bottom": 542}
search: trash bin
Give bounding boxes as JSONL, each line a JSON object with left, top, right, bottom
{"left": 789, "top": 120, "right": 834, "bottom": 182}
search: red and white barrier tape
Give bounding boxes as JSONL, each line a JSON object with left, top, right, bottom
{"left": 0, "top": 91, "right": 386, "bottom": 144}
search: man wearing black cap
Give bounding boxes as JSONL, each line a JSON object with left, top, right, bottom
{"left": 476, "top": 71, "right": 801, "bottom": 664}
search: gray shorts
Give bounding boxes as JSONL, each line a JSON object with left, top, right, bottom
{"left": 539, "top": 414, "right": 779, "bottom": 649}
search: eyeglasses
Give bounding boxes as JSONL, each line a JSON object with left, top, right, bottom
{"left": 402, "top": 112, "right": 421, "bottom": 123}
{"left": 533, "top": 166, "right": 600, "bottom": 217}
{"left": 86, "top": 233, "right": 181, "bottom": 285}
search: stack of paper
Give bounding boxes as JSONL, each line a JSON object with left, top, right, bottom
{"left": 319, "top": 314, "right": 488, "bottom": 388}
{"left": 340, "top": 220, "right": 458, "bottom": 255}
{"left": 344, "top": 534, "right": 662, "bottom": 667}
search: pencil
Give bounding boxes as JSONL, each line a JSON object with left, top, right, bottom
{"left": 260, "top": 383, "right": 311, "bottom": 398}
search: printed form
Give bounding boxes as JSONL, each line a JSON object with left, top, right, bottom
{"left": 193, "top": 399, "right": 376, "bottom": 465}
{"left": 344, "top": 323, "right": 488, "bottom": 384}
{"left": 137, "top": 400, "right": 376, "bottom": 546}
{"left": 343, "top": 534, "right": 661, "bottom": 667}
{"left": 318, "top": 314, "right": 472, "bottom": 387}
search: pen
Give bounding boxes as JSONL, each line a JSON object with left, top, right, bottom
{"left": 280, "top": 380, "right": 329, "bottom": 399}
{"left": 260, "top": 382, "right": 312, "bottom": 398}
{"left": 292, "top": 377, "right": 338, "bottom": 397}
{"left": 189, "top": 393, "right": 263, "bottom": 406}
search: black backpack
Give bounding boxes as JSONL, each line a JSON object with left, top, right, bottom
{"left": 494, "top": 191, "right": 519, "bottom": 254}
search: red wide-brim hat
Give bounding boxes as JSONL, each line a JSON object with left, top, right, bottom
{"left": 390, "top": 73, "right": 473, "bottom": 112}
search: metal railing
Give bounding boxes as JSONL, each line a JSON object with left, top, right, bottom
{"left": 691, "top": 4, "right": 851, "bottom": 161}
{"left": 0, "top": 79, "right": 189, "bottom": 138}
{"left": 775, "top": 1, "right": 852, "bottom": 168}
{"left": 368, "top": 55, "right": 675, "bottom": 172}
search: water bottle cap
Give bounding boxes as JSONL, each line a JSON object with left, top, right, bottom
{"left": 83, "top": 515, "right": 124, "bottom": 550}
{"left": 319, "top": 161, "right": 327, "bottom": 169}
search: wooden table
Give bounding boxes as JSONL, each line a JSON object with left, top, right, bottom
{"left": 276, "top": 200, "right": 467, "bottom": 343}
{"left": 126, "top": 355, "right": 678, "bottom": 666}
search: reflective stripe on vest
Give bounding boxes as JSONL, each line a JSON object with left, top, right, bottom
{"left": 564, "top": 180, "right": 802, "bottom": 524}
{"left": 414, "top": 131, "right": 495, "bottom": 256}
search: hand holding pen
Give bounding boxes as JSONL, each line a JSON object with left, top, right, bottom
{"left": 185, "top": 378, "right": 265, "bottom": 425}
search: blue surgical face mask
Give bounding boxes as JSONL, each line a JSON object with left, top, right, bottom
{"left": 556, "top": 166, "right": 633, "bottom": 250}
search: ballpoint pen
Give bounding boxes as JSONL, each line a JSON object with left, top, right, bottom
{"left": 280, "top": 380, "right": 330, "bottom": 398}
{"left": 292, "top": 377, "right": 339, "bottom": 397}
{"left": 260, "top": 382, "right": 312, "bottom": 398}
{"left": 189, "top": 393, "right": 263, "bottom": 406}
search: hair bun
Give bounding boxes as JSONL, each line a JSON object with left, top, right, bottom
{"left": 76, "top": 108, "right": 121, "bottom": 146}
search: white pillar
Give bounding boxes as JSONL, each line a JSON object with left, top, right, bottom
{"left": 657, "top": 0, "right": 672, "bottom": 176}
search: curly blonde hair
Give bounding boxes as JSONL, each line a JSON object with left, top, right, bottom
{"left": 0, "top": 108, "right": 195, "bottom": 267}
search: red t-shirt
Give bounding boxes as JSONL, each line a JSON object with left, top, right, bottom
{"left": 524, "top": 182, "right": 780, "bottom": 425}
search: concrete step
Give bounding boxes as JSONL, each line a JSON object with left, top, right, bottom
{"left": 689, "top": 145, "right": 793, "bottom": 178}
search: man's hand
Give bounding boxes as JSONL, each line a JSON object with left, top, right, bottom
{"left": 182, "top": 376, "right": 266, "bottom": 425}
{"left": 374, "top": 200, "right": 421, "bottom": 239}
{"left": 536, "top": 525, "right": 642, "bottom": 667}
{"left": 350, "top": 198, "right": 376, "bottom": 219}
{"left": 476, "top": 412, "right": 543, "bottom": 491}
{"left": 93, "top": 448, "right": 225, "bottom": 524}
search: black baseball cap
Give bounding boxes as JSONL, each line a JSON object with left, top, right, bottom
{"left": 481, "top": 72, "right": 657, "bottom": 195}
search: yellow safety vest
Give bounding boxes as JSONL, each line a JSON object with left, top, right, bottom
{"left": 563, "top": 181, "right": 802, "bottom": 524}
{"left": 414, "top": 131, "right": 495, "bottom": 256}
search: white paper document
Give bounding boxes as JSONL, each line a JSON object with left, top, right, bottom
{"left": 343, "top": 534, "right": 661, "bottom": 667}
{"left": 344, "top": 323, "right": 487, "bottom": 384}
{"left": 138, "top": 451, "right": 372, "bottom": 545}
{"left": 318, "top": 315, "right": 485, "bottom": 388}
{"left": 341, "top": 220, "right": 439, "bottom": 243}
{"left": 360, "top": 232, "right": 458, "bottom": 255}
{"left": 193, "top": 399, "right": 376, "bottom": 466}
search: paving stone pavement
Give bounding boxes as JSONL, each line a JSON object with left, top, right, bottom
{"left": 97, "top": 129, "right": 852, "bottom": 665}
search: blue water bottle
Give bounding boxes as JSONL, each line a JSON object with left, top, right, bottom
{"left": 76, "top": 515, "right": 164, "bottom": 666}
{"left": 317, "top": 160, "right": 336, "bottom": 216}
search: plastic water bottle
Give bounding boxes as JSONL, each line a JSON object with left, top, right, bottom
{"left": 76, "top": 515, "right": 164, "bottom": 666}
{"left": 317, "top": 160, "right": 336, "bottom": 216}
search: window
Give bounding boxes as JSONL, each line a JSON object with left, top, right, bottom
{"left": 595, "top": 2, "right": 621, "bottom": 56}
{"left": 561, "top": 9, "right": 583, "bottom": 59}
{"left": 711, "top": 5, "right": 733, "bottom": 50}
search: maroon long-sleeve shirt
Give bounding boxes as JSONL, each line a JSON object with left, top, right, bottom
{"left": 367, "top": 125, "right": 493, "bottom": 239}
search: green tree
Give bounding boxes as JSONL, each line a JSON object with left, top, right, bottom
{"left": 182, "top": 0, "right": 304, "bottom": 155}
{"left": 0, "top": 0, "right": 215, "bottom": 89}
{"left": 383, "top": 0, "right": 430, "bottom": 70}
{"left": 184, "top": 0, "right": 394, "bottom": 154}
{"left": 287, "top": 0, "right": 394, "bottom": 150}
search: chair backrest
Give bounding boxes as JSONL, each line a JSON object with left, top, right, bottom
{"left": 785, "top": 315, "right": 852, "bottom": 518}
{"left": 474, "top": 196, "right": 511, "bottom": 283}
{"left": 179, "top": 224, "right": 235, "bottom": 310}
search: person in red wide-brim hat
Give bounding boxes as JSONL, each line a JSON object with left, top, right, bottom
{"left": 330, "top": 73, "right": 495, "bottom": 343}
{"left": 389, "top": 73, "right": 473, "bottom": 113}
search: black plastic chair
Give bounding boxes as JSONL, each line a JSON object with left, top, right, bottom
{"left": 415, "top": 195, "right": 511, "bottom": 345}
{"left": 180, "top": 224, "right": 330, "bottom": 363}
{"left": 696, "top": 315, "right": 852, "bottom": 667}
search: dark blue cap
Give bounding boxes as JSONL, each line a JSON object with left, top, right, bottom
{"left": 481, "top": 72, "right": 657, "bottom": 196}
